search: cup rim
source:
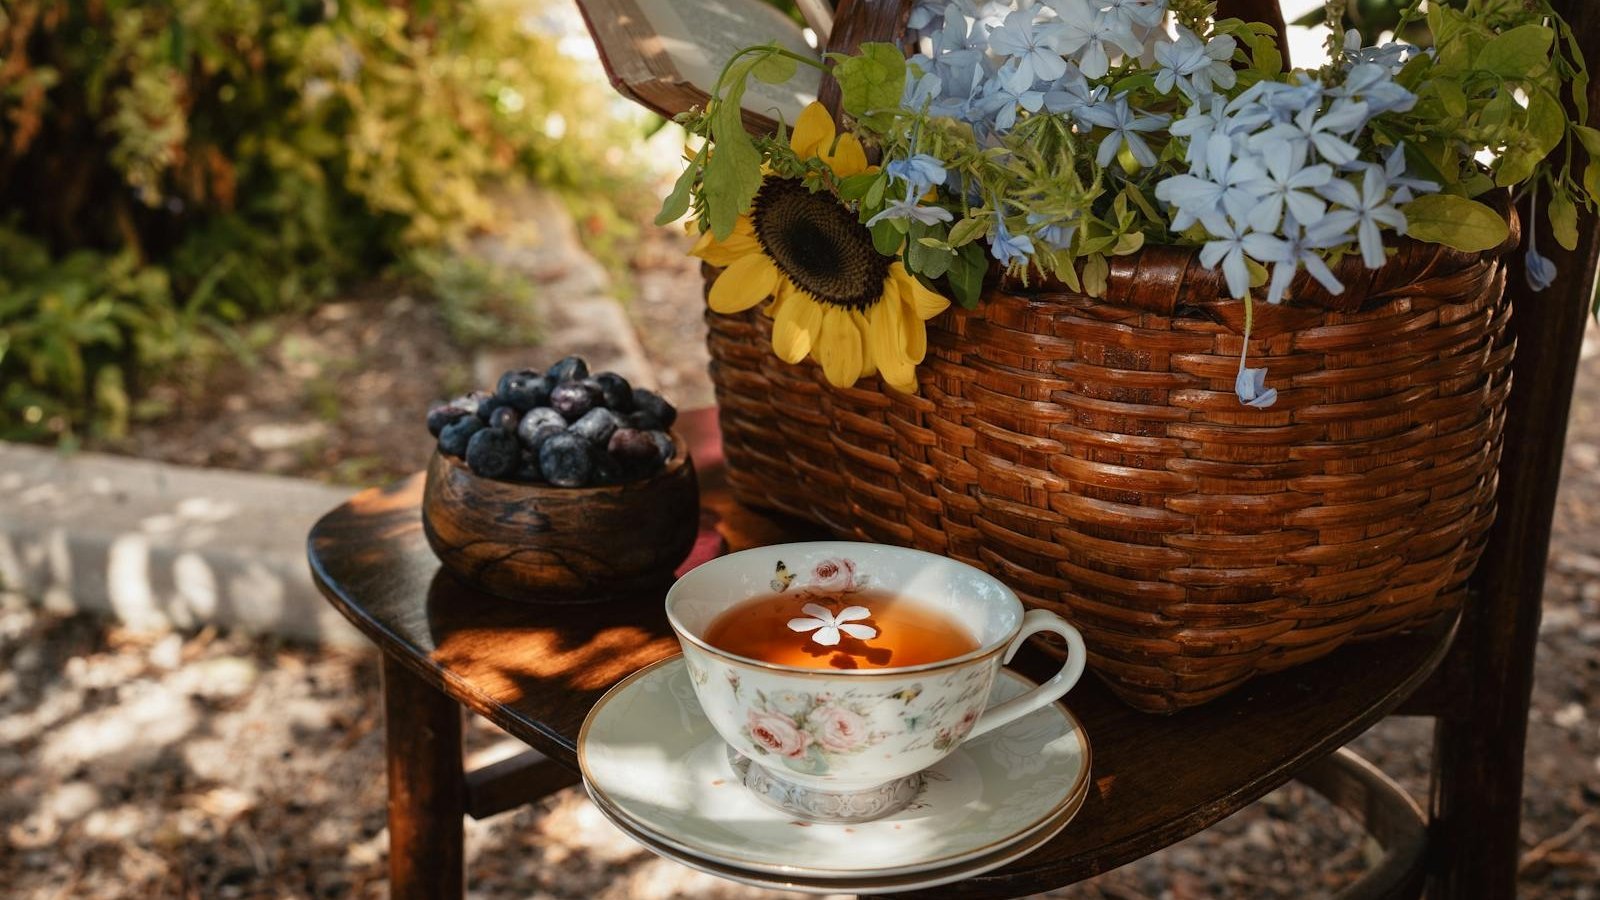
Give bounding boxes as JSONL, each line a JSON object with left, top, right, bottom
{"left": 665, "top": 541, "right": 1024, "bottom": 678}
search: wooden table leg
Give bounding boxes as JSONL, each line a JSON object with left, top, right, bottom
{"left": 382, "top": 655, "right": 465, "bottom": 900}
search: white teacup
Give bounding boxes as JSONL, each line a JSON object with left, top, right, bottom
{"left": 666, "top": 541, "right": 1086, "bottom": 822}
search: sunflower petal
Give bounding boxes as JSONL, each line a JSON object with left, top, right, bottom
{"left": 690, "top": 219, "right": 760, "bottom": 267}
{"left": 709, "top": 254, "right": 779, "bottom": 314}
{"left": 817, "top": 307, "right": 864, "bottom": 387}
{"left": 851, "top": 310, "right": 877, "bottom": 378}
{"left": 894, "top": 264, "right": 952, "bottom": 320}
{"left": 825, "top": 133, "right": 870, "bottom": 178}
{"left": 868, "top": 299, "right": 916, "bottom": 390}
{"left": 771, "top": 289, "right": 823, "bottom": 363}
{"left": 901, "top": 308, "right": 929, "bottom": 366}
{"left": 790, "top": 102, "right": 835, "bottom": 159}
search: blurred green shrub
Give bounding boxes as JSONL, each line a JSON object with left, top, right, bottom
{"left": 0, "top": 0, "right": 652, "bottom": 440}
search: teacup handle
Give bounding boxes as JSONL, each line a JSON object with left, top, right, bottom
{"left": 967, "top": 610, "right": 1087, "bottom": 741}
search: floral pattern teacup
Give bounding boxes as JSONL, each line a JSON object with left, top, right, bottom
{"left": 667, "top": 542, "right": 1086, "bottom": 798}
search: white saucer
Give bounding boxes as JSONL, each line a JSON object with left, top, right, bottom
{"left": 577, "top": 655, "right": 1091, "bottom": 885}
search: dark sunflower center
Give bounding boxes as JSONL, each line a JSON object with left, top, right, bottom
{"left": 752, "top": 178, "right": 891, "bottom": 310}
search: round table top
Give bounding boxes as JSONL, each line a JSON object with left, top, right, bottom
{"left": 308, "top": 407, "right": 1455, "bottom": 898}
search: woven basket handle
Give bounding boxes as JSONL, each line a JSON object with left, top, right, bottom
{"left": 816, "top": 0, "right": 1291, "bottom": 120}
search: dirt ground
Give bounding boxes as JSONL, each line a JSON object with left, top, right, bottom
{"left": 6, "top": 229, "right": 1600, "bottom": 897}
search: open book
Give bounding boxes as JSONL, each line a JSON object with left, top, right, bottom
{"left": 574, "top": 0, "right": 826, "bottom": 131}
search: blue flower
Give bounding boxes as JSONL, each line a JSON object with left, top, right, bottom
{"left": 1197, "top": 215, "right": 1253, "bottom": 299}
{"left": 1048, "top": 0, "right": 1141, "bottom": 80}
{"left": 988, "top": 7, "right": 1069, "bottom": 86}
{"left": 1242, "top": 218, "right": 1349, "bottom": 304}
{"left": 1319, "top": 166, "right": 1406, "bottom": 269}
{"left": 1154, "top": 133, "right": 1267, "bottom": 233}
{"left": 867, "top": 185, "right": 957, "bottom": 228}
{"left": 978, "top": 61, "right": 1045, "bottom": 131}
{"left": 1075, "top": 92, "right": 1169, "bottom": 168}
{"left": 990, "top": 211, "right": 1035, "bottom": 265}
{"left": 1380, "top": 144, "right": 1438, "bottom": 203}
{"left": 1153, "top": 26, "right": 1237, "bottom": 98}
{"left": 1261, "top": 99, "right": 1370, "bottom": 167}
{"left": 1041, "top": 63, "right": 1102, "bottom": 125}
{"left": 1329, "top": 62, "right": 1416, "bottom": 116}
{"left": 1235, "top": 358, "right": 1279, "bottom": 408}
{"left": 1526, "top": 246, "right": 1558, "bottom": 291}
{"left": 1027, "top": 212, "right": 1077, "bottom": 251}
{"left": 1241, "top": 139, "right": 1332, "bottom": 233}
{"left": 1100, "top": 0, "right": 1168, "bottom": 31}
{"left": 886, "top": 154, "right": 949, "bottom": 194}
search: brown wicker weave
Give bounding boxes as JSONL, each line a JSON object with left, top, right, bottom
{"left": 705, "top": 226, "right": 1516, "bottom": 712}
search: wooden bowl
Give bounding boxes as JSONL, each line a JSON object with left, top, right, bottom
{"left": 421, "top": 434, "right": 698, "bottom": 603}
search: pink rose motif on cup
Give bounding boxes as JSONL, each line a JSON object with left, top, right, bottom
{"left": 811, "top": 704, "right": 870, "bottom": 753}
{"left": 810, "top": 558, "right": 858, "bottom": 592}
{"left": 954, "top": 706, "right": 980, "bottom": 740}
{"left": 747, "top": 708, "right": 810, "bottom": 759}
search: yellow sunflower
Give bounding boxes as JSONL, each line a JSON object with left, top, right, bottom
{"left": 691, "top": 102, "right": 951, "bottom": 394}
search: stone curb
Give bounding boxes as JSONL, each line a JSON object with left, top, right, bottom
{"left": 0, "top": 442, "right": 364, "bottom": 646}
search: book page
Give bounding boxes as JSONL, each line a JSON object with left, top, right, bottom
{"left": 633, "top": 0, "right": 822, "bottom": 125}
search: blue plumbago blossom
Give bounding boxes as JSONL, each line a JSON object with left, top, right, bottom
{"left": 1197, "top": 215, "right": 1253, "bottom": 299}
{"left": 990, "top": 210, "right": 1036, "bottom": 265}
{"left": 979, "top": 61, "right": 1046, "bottom": 130}
{"left": 1041, "top": 62, "right": 1103, "bottom": 124}
{"left": 1242, "top": 217, "right": 1351, "bottom": 304}
{"left": 1235, "top": 352, "right": 1279, "bottom": 408}
{"left": 1076, "top": 92, "right": 1169, "bottom": 167}
{"left": 1380, "top": 144, "right": 1438, "bottom": 204}
{"left": 1153, "top": 27, "right": 1237, "bottom": 98}
{"left": 1328, "top": 63, "right": 1417, "bottom": 117}
{"left": 868, "top": 184, "right": 957, "bottom": 227}
{"left": 886, "top": 153, "right": 949, "bottom": 194}
{"left": 1242, "top": 139, "right": 1332, "bottom": 233}
{"left": 1100, "top": 0, "right": 1168, "bottom": 31}
{"left": 1027, "top": 212, "right": 1077, "bottom": 250}
{"left": 1154, "top": 133, "right": 1268, "bottom": 232}
{"left": 1318, "top": 165, "right": 1407, "bottom": 268}
{"left": 1261, "top": 99, "right": 1371, "bottom": 167}
{"left": 989, "top": 7, "right": 1069, "bottom": 85}
{"left": 1048, "top": 0, "right": 1142, "bottom": 79}
{"left": 1525, "top": 184, "right": 1558, "bottom": 292}
{"left": 1339, "top": 30, "right": 1422, "bottom": 73}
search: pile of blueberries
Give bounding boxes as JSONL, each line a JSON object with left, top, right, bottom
{"left": 427, "top": 356, "right": 677, "bottom": 487}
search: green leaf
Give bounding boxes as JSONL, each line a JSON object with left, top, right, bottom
{"left": 1550, "top": 189, "right": 1580, "bottom": 252}
{"left": 1403, "top": 195, "right": 1510, "bottom": 252}
{"left": 864, "top": 174, "right": 887, "bottom": 209}
{"left": 1475, "top": 24, "right": 1554, "bottom": 78}
{"left": 703, "top": 57, "right": 767, "bottom": 239}
{"left": 828, "top": 43, "right": 906, "bottom": 130}
{"left": 1081, "top": 254, "right": 1109, "bottom": 298}
{"left": 1527, "top": 90, "right": 1566, "bottom": 158}
{"left": 1575, "top": 125, "right": 1600, "bottom": 158}
{"left": 752, "top": 53, "right": 798, "bottom": 85}
{"left": 947, "top": 243, "right": 986, "bottom": 309}
{"left": 1585, "top": 164, "right": 1600, "bottom": 206}
{"left": 872, "top": 218, "right": 903, "bottom": 256}
{"left": 1497, "top": 144, "right": 1541, "bottom": 187}
{"left": 837, "top": 172, "right": 880, "bottom": 202}
{"left": 946, "top": 216, "right": 988, "bottom": 247}
{"left": 654, "top": 148, "right": 703, "bottom": 226}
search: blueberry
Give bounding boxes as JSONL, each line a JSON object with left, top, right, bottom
{"left": 590, "top": 445, "right": 624, "bottom": 485}
{"left": 451, "top": 390, "right": 493, "bottom": 417}
{"left": 631, "top": 388, "right": 677, "bottom": 429}
{"left": 550, "top": 381, "right": 603, "bottom": 421}
{"left": 538, "top": 432, "right": 593, "bottom": 487}
{"left": 489, "top": 406, "right": 519, "bottom": 432}
{"left": 427, "top": 405, "right": 470, "bottom": 437}
{"left": 516, "top": 408, "right": 567, "bottom": 446}
{"left": 622, "top": 409, "right": 664, "bottom": 431}
{"left": 646, "top": 430, "right": 676, "bottom": 466}
{"left": 607, "top": 428, "right": 658, "bottom": 467}
{"left": 547, "top": 355, "right": 590, "bottom": 383}
{"left": 438, "top": 417, "right": 485, "bottom": 458}
{"left": 592, "top": 372, "right": 634, "bottom": 411}
{"left": 497, "top": 368, "right": 549, "bottom": 411}
{"left": 477, "top": 395, "right": 512, "bottom": 424}
{"left": 521, "top": 423, "right": 565, "bottom": 454}
{"left": 569, "top": 408, "right": 621, "bottom": 446}
{"left": 466, "top": 428, "right": 521, "bottom": 479}
{"left": 514, "top": 453, "right": 545, "bottom": 484}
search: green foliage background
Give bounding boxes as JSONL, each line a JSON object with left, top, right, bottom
{"left": 0, "top": 0, "right": 651, "bottom": 441}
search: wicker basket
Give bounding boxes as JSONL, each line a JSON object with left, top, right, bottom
{"left": 705, "top": 228, "right": 1516, "bottom": 712}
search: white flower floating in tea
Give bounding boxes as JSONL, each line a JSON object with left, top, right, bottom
{"left": 787, "top": 603, "right": 878, "bottom": 647}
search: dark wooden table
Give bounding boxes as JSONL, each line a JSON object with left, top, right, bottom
{"left": 309, "top": 407, "right": 1456, "bottom": 899}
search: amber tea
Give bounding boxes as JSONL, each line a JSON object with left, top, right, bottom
{"left": 702, "top": 589, "right": 980, "bottom": 670}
